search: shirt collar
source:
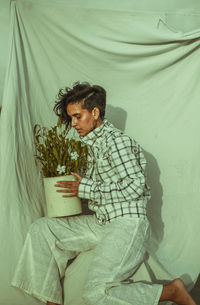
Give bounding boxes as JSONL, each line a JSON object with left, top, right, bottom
{"left": 80, "top": 119, "right": 109, "bottom": 146}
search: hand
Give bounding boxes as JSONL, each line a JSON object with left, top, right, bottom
{"left": 54, "top": 172, "right": 82, "bottom": 198}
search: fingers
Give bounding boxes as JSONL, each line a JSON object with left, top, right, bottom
{"left": 62, "top": 193, "right": 76, "bottom": 198}
{"left": 55, "top": 181, "right": 79, "bottom": 196}
{"left": 56, "top": 188, "right": 77, "bottom": 193}
{"left": 54, "top": 181, "right": 78, "bottom": 187}
{"left": 55, "top": 182, "right": 75, "bottom": 188}
{"left": 54, "top": 173, "right": 82, "bottom": 197}
{"left": 56, "top": 186, "right": 77, "bottom": 197}
{"left": 56, "top": 188, "right": 77, "bottom": 197}
{"left": 71, "top": 172, "right": 82, "bottom": 181}
{"left": 54, "top": 172, "right": 82, "bottom": 187}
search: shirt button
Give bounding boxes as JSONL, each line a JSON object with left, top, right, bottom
{"left": 97, "top": 217, "right": 106, "bottom": 225}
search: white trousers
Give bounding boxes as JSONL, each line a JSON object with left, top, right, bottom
{"left": 12, "top": 215, "right": 162, "bottom": 305}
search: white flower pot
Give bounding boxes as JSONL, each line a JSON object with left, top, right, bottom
{"left": 43, "top": 175, "right": 82, "bottom": 217}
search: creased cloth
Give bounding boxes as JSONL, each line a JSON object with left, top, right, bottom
{"left": 11, "top": 215, "right": 162, "bottom": 305}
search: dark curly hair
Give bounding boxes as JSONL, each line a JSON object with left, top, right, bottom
{"left": 53, "top": 81, "right": 106, "bottom": 127}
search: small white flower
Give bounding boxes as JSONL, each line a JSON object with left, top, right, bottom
{"left": 71, "top": 152, "right": 79, "bottom": 160}
{"left": 57, "top": 164, "right": 66, "bottom": 174}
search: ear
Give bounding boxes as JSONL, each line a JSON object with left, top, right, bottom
{"left": 92, "top": 107, "right": 100, "bottom": 120}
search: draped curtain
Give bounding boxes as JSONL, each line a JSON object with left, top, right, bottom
{"left": 0, "top": 0, "right": 200, "bottom": 304}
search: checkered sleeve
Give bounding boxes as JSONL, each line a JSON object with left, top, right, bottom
{"left": 78, "top": 135, "right": 147, "bottom": 205}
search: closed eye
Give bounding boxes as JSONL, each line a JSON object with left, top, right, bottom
{"left": 72, "top": 114, "right": 81, "bottom": 119}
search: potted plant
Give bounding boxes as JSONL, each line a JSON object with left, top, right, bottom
{"left": 33, "top": 118, "right": 88, "bottom": 217}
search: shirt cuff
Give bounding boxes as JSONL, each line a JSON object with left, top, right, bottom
{"left": 78, "top": 177, "right": 94, "bottom": 200}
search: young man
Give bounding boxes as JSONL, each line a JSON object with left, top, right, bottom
{"left": 12, "top": 82, "right": 196, "bottom": 305}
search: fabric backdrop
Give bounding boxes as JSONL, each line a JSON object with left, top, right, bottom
{"left": 0, "top": 0, "right": 200, "bottom": 304}
{"left": 0, "top": 0, "right": 10, "bottom": 105}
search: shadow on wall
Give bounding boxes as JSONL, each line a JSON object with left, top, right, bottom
{"left": 106, "top": 104, "right": 164, "bottom": 252}
{"left": 145, "top": 151, "right": 164, "bottom": 253}
{"left": 105, "top": 104, "right": 127, "bottom": 131}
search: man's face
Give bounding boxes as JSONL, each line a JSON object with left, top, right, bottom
{"left": 66, "top": 102, "right": 100, "bottom": 136}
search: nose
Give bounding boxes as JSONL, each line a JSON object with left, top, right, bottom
{"left": 71, "top": 117, "right": 77, "bottom": 127}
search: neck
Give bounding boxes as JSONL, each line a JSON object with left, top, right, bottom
{"left": 95, "top": 119, "right": 103, "bottom": 129}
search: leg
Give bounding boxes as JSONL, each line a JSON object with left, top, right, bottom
{"left": 160, "top": 278, "right": 196, "bottom": 305}
{"left": 83, "top": 217, "right": 162, "bottom": 305}
{"left": 12, "top": 215, "right": 99, "bottom": 304}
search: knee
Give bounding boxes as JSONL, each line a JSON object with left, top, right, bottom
{"left": 28, "top": 217, "right": 49, "bottom": 235}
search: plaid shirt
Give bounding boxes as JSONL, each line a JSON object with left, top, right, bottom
{"left": 78, "top": 119, "right": 151, "bottom": 224}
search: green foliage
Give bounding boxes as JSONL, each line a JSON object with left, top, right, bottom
{"left": 33, "top": 119, "right": 88, "bottom": 177}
